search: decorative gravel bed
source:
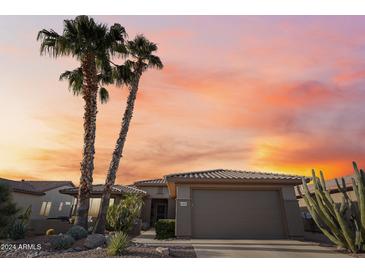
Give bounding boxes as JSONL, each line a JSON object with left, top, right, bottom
{"left": 0, "top": 237, "right": 196, "bottom": 258}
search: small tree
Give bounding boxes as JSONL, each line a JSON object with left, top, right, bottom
{"left": 301, "top": 161, "right": 365, "bottom": 253}
{"left": 0, "top": 185, "right": 19, "bottom": 239}
{"left": 106, "top": 194, "right": 143, "bottom": 233}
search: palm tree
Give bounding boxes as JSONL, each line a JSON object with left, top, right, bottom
{"left": 37, "top": 16, "right": 127, "bottom": 229}
{"left": 93, "top": 35, "right": 163, "bottom": 233}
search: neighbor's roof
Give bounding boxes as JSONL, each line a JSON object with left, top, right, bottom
{"left": 296, "top": 174, "right": 354, "bottom": 198}
{"left": 0, "top": 177, "right": 74, "bottom": 195}
{"left": 133, "top": 178, "right": 167, "bottom": 187}
{"left": 165, "top": 169, "right": 306, "bottom": 184}
{"left": 60, "top": 184, "right": 146, "bottom": 196}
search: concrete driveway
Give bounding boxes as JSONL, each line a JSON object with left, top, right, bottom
{"left": 191, "top": 239, "right": 351, "bottom": 258}
{"left": 133, "top": 230, "right": 351, "bottom": 258}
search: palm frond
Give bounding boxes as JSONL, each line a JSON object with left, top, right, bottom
{"left": 59, "top": 68, "right": 83, "bottom": 95}
{"left": 147, "top": 55, "right": 163, "bottom": 69}
{"left": 113, "top": 64, "right": 133, "bottom": 86}
{"left": 126, "top": 34, "right": 163, "bottom": 72}
{"left": 98, "top": 87, "right": 109, "bottom": 104}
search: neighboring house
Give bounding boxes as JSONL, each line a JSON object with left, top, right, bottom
{"left": 0, "top": 177, "right": 75, "bottom": 220}
{"left": 60, "top": 184, "right": 146, "bottom": 218}
{"left": 133, "top": 169, "right": 306, "bottom": 240}
{"left": 133, "top": 179, "right": 175, "bottom": 227}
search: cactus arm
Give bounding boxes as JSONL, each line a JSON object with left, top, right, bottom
{"left": 332, "top": 203, "right": 357, "bottom": 253}
{"left": 319, "top": 171, "right": 327, "bottom": 191}
{"left": 352, "top": 178, "right": 360, "bottom": 202}
{"left": 302, "top": 178, "right": 345, "bottom": 244}
{"left": 303, "top": 195, "right": 346, "bottom": 248}
{"left": 353, "top": 162, "right": 365, "bottom": 232}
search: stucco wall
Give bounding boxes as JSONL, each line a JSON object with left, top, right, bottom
{"left": 12, "top": 186, "right": 75, "bottom": 220}
{"left": 280, "top": 185, "right": 304, "bottom": 238}
{"left": 137, "top": 186, "right": 170, "bottom": 199}
{"left": 175, "top": 183, "right": 303, "bottom": 239}
{"left": 175, "top": 184, "right": 191, "bottom": 237}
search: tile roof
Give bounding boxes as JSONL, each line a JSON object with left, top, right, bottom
{"left": 60, "top": 184, "right": 146, "bottom": 196}
{"left": 0, "top": 177, "right": 74, "bottom": 195}
{"left": 165, "top": 169, "right": 306, "bottom": 183}
{"left": 133, "top": 178, "right": 167, "bottom": 187}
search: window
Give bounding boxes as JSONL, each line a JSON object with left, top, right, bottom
{"left": 58, "top": 202, "right": 64, "bottom": 211}
{"left": 40, "top": 201, "right": 52, "bottom": 217}
{"left": 40, "top": 202, "right": 46, "bottom": 216}
{"left": 89, "top": 198, "right": 101, "bottom": 217}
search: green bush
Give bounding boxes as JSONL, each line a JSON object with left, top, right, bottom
{"left": 107, "top": 232, "right": 129, "bottom": 256}
{"left": 9, "top": 205, "right": 32, "bottom": 240}
{"left": 0, "top": 184, "right": 19, "bottom": 239}
{"left": 8, "top": 220, "right": 26, "bottom": 240}
{"left": 50, "top": 234, "right": 75, "bottom": 250}
{"left": 106, "top": 194, "right": 143, "bottom": 233}
{"left": 46, "top": 229, "right": 56, "bottom": 236}
{"left": 155, "top": 219, "right": 175, "bottom": 239}
{"left": 67, "top": 225, "right": 88, "bottom": 240}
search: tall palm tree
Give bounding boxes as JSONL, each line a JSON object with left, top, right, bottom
{"left": 93, "top": 35, "right": 163, "bottom": 233}
{"left": 37, "top": 16, "right": 127, "bottom": 229}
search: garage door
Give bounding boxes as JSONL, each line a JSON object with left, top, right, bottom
{"left": 192, "top": 189, "right": 286, "bottom": 239}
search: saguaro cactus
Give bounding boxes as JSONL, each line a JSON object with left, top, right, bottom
{"left": 300, "top": 162, "right": 365, "bottom": 253}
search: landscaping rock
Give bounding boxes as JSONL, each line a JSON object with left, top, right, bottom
{"left": 156, "top": 247, "right": 169, "bottom": 256}
{"left": 84, "top": 234, "right": 106, "bottom": 249}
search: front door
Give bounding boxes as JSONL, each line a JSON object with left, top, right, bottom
{"left": 150, "top": 199, "right": 168, "bottom": 226}
{"left": 156, "top": 203, "right": 167, "bottom": 220}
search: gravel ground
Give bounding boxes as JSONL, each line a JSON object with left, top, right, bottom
{"left": 0, "top": 237, "right": 196, "bottom": 258}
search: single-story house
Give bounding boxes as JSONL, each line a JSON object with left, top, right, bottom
{"left": 0, "top": 177, "right": 75, "bottom": 220}
{"left": 60, "top": 184, "right": 146, "bottom": 218}
{"left": 0, "top": 177, "right": 76, "bottom": 234}
{"left": 134, "top": 169, "right": 307, "bottom": 239}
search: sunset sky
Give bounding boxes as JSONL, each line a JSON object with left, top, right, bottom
{"left": 0, "top": 16, "right": 365, "bottom": 185}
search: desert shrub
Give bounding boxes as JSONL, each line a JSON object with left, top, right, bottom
{"left": 50, "top": 234, "right": 75, "bottom": 250}
{"left": 155, "top": 219, "right": 175, "bottom": 239}
{"left": 0, "top": 184, "right": 19, "bottom": 238}
{"left": 107, "top": 232, "right": 129, "bottom": 256}
{"left": 8, "top": 205, "right": 32, "bottom": 240}
{"left": 8, "top": 220, "right": 26, "bottom": 240}
{"left": 46, "top": 229, "right": 56, "bottom": 236}
{"left": 106, "top": 194, "right": 143, "bottom": 233}
{"left": 66, "top": 225, "right": 88, "bottom": 240}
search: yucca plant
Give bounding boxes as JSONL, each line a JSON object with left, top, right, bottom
{"left": 300, "top": 161, "right": 365, "bottom": 253}
{"left": 107, "top": 232, "right": 129, "bottom": 256}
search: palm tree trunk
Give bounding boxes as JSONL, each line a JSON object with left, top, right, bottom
{"left": 75, "top": 53, "right": 98, "bottom": 229}
{"left": 93, "top": 71, "right": 141, "bottom": 234}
